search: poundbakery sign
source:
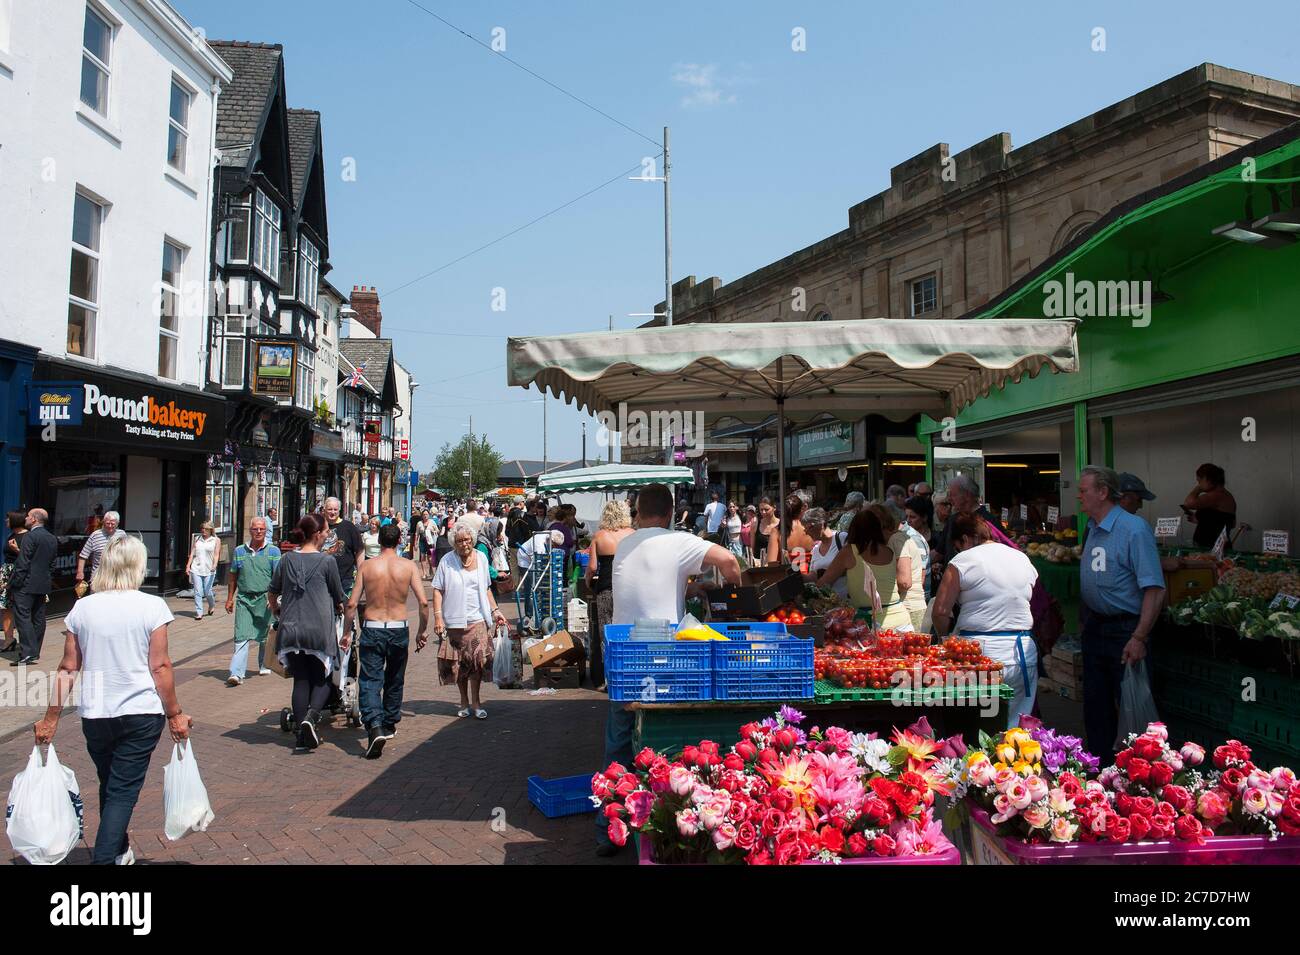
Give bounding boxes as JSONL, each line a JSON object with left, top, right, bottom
{"left": 28, "top": 372, "right": 223, "bottom": 454}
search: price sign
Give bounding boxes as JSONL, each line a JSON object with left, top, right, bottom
{"left": 1154, "top": 517, "right": 1181, "bottom": 539}
{"left": 1047, "top": 506, "right": 1060, "bottom": 525}
{"left": 1001, "top": 508, "right": 1010, "bottom": 525}
{"left": 1262, "top": 530, "right": 1290, "bottom": 555}
{"left": 1020, "top": 504, "right": 1028, "bottom": 520}
{"left": 1211, "top": 527, "right": 1229, "bottom": 561}
{"left": 1269, "top": 593, "right": 1300, "bottom": 611}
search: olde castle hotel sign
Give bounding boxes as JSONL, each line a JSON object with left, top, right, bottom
{"left": 29, "top": 376, "right": 221, "bottom": 453}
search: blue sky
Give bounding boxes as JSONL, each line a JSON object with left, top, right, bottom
{"left": 175, "top": 0, "right": 1298, "bottom": 470}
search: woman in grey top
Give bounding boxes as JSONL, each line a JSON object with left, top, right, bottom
{"left": 269, "top": 514, "right": 344, "bottom": 750}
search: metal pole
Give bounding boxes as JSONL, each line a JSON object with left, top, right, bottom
{"left": 776, "top": 398, "right": 787, "bottom": 541}
{"left": 663, "top": 126, "right": 672, "bottom": 327}
{"left": 468, "top": 413, "right": 473, "bottom": 498}
{"left": 608, "top": 316, "right": 615, "bottom": 464}
{"left": 582, "top": 422, "right": 587, "bottom": 467}
{"left": 542, "top": 393, "right": 548, "bottom": 474}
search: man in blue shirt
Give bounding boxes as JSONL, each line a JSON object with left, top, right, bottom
{"left": 1077, "top": 465, "right": 1165, "bottom": 758}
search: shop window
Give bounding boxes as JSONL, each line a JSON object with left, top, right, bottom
{"left": 167, "top": 78, "right": 190, "bottom": 172}
{"left": 205, "top": 464, "right": 234, "bottom": 533}
{"left": 68, "top": 191, "right": 104, "bottom": 359}
{"left": 256, "top": 471, "right": 282, "bottom": 523}
{"left": 80, "top": 4, "right": 112, "bottom": 117}
{"left": 158, "top": 238, "right": 185, "bottom": 379}
{"left": 909, "top": 274, "right": 938, "bottom": 317}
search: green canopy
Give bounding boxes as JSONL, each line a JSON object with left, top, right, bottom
{"left": 535, "top": 463, "right": 695, "bottom": 494}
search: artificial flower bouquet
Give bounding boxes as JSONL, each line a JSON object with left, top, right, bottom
{"left": 591, "top": 706, "right": 962, "bottom": 865}
{"left": 966, "top": 717, "right": 1300, "bottom": 846}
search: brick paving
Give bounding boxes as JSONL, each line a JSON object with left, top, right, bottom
{"left": 1, "top": 593, "right": 629, "bottom": 866}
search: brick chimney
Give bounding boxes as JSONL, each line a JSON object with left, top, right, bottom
{"left": 350, "top": 285, "right": 382, "bottom": 336}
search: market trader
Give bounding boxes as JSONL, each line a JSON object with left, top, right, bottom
{"left": 224, "top": 516, "right": 281, "bottom": 685}
{"left": 596, "top": 482, "right": 742, "bottom": 857}
{"left": 1076, "top": 465, "right": 1165, "bottom": 758}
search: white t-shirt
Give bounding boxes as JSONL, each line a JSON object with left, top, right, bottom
{"left": 809, "top": 532, "right": 849, "bottom": 599}
{"left": 611, "top": 527, "right": 713, "bottom": 626}
{"left": 459, "top": 564, "right": 485, "bottom": 624}
{"left": 516, "top": 531, "right": 553, "bottom": 571}
{"left": 65, "top": 590, "right": 172, "bottom": 719}
{"left": 190, "top": 535, "right": 220, "bottom": 576}
{"left": 704, "top": 501, "right": 726, "bottom": 534}
{"left": 725, "top": 514, "right": 742, "bottom": 543}
{"left": 949, "top": 543, "right": 1038, "bottom": 633}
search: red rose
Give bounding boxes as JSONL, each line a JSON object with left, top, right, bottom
{"left": 775, "top": 838, "right": 809, "bottom": 866}
{"left": 1106, "top": 816, "right": 1132, "bottom": 843}
{"left": 1278, "top": 815, "right": 1300, "bottom": 837}
{"left": 1213, "top": 741, "right": 1251, "bottom": 770}
{"left": 1147, "top": 818, "right": 1175, "bottom": 840}
{"left": 1129, "top": 813, "right": 1152, "bottom": 841}
{"left": 1153, "top": 800, "right": 1178, "bottom": 822}
{"left": 1174, "top": 815, "right": 1207, "bottom": 845}
{"left": 699, "top": 739, "right": 720, "bottom": 756}
{"left": 747, "top": 848, "right": 774, "bottom": 865}
{"left": 603, "top": 802, "right": 625, "bottom": 819}
{"left": 1284, "top": 793, "right": 1300, "bottom": 821}
{"left": 734, "top": 822, "right": 759, "bottom": 852}
{"left": 603, "top": 762, "right": 628, "bottom": 780}
{"left": 760, "top": 808, "right": 785, "bottom": 838}
{"left": 758, "top": 748, "right": 780, "bottom": 766}
{"left": 1161, "top": 785, "right": 1192, "bottom": 813}
{"left": 647, "top": 759, "right": 671, "bottom": 792}
{"left": 727, "top": 795, "right": 750, "bottom": 822}
{"left": 872, "top": 834, "right": 897, "bottom": 857}
{"left": 738, "top": 722, "right": 763, "bottom": 742}
{"left": 591, "top": 774, "right": 612, "bottom": 800}
{"left": 1059, "top": 774, "right": 1083, "bottom": 799}
{"left": 613, "top": 774, "right": 638, "bottom": 798}
{"left": 1219, "top": 767, "right": 1247, "bottom": 795}
{"left": 1126, "top": 758, "right": 1151, "bottom": 785}
{"left": 1131, "top": 796, "right": 1157, "bottom": 819}
{"left": 1132, "top": 735, "right": 1163, "bottom": 761}
{"left": 818, "top": 826, "right": 846, "bottom": 855}
{"left": 893, "top": 789, "right": 920, "bottom": 818}
{"left": 770, "top": 788, "right": 794, "bottom": 813}
{"left": 633, "top": 747, "right": 657, "bottom": 770}
{"left": 680, "top": 745, "right": 699, "bottom": 767}
{"left": 774, "top": 728, "right": 798, "bottom": 752}
{"left": 1148, "top": 762, "right": 1174, "bottom": 788}
{"left": 723, "top": 753, "right": 746, "bottom": 772}
{"left": 734, "top": 740, "right": 758, "bottom": 762}
{"left": 845, "top": 833, "right": 869, "bottom": 858}
{"left": 860, "top": 796, "right": 894, "bottom": 826}
{"left": 1114, "top": 749, "right": 1134, "bottom": 770}
{"left": 607, "top": 817, "right": 628, "bottom": 846}
{"left": 1115, "top": 793, "right": 1135, "bottom": 816}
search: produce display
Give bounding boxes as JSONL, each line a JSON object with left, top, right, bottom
{"left": 762, "top": 603, "right": 808, "bottom": 625}
{"left": 800, "top": 583, "right": 851, "bottom": 616}
{"left": 1025, "top": 541, "right": 1082, "bottom": 563}
{"left": 815, "top": 631, "right": 1004, "bottom": 690}
{"left": 592, "top": 707, "right": 966, "bottom": 864}
{"left": 1168, "top": 583, "right": 1300, "bottom": 641}
{"left": 1218, "top": 567, "right": 1300, "bottom": 601}
{"left": 966, "top": 719, "right": 1300, "bottom": 845}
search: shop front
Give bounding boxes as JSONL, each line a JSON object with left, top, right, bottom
{"left": 23, "top": 361, "right": 224, "bottom": 613}
{"left": 306, "top": 426, "right": 345, "bottom": 514}
{"left": 789, "top": 418, "right": 868, "bottom": 503}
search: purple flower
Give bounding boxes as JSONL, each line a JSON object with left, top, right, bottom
{"left": 760, "top": 717, "right": 779, "bottom": 733}
{"left": 907, "top": 716, "right": 935, "bottom": 739}
{"left": 778, "top": 705, "right": 806, "bottom": 726}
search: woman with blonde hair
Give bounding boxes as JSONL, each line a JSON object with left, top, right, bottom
{"left": 584, "top": 499, "right": 635, "bottom": 690}
{"left": 185, "top": 520, "right": 221, "bottom": 619}
{"left": 872, "top": 502, "right": 927, "bottom": 631}
{"left": 35, "top": 535, "right": 192, "bottom": 864}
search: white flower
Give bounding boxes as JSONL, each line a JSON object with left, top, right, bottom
{"left": 850, "top": 734, "right": 892, "bottom": 773}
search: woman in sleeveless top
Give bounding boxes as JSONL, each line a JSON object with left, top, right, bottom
{"left": 802, "top": 508, "right": 849, "bottom": 599}
{"left": 584, "top": 501, "right": 634, "bottom": 691}
{"left": 872, "top": 504, "right": 926, "bottom": 631}
{"left": 819, "top": 508, "right": 917, "bottom": 629}
{"left": 752, "top": 497, "right": 781, "bottom": 567}
{"left": 1183, "top": 462, "right": 1236, "bottom": 550}
{"left": 785, "top": 494, "right": 815, "bottom": 575}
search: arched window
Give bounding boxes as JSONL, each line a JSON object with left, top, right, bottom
{"left": 1051, "top": 212, "right": 1101, "bottom": 254}
{"left": 812, "top": 310, "right": 832, "bottom": 322}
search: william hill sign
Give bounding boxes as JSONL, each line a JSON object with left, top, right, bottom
{"left": 29, "top": 370, "right": 223, "bottom": 454}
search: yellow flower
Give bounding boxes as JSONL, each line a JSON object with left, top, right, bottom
{"left": 993, "top": 762, "right": 1009, "bottom": 772}
{"left": 1011, "top": 759, "right": 1037, "bottom": 775}
{"left": 1018, "top": 740, "right": 1043, "bottom": 763}
{"left": 1004, "top": 728, "right": 1032, "bottom": 745}
{"left": 966, "top": 751, "right": 991, "bottom": 767}
{"left": 996, "top": 743, "right": 1017, "bottom": 765}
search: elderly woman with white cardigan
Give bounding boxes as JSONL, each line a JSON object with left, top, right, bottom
{"left": 432, "top": 521, "right": 508, "bottom": 719}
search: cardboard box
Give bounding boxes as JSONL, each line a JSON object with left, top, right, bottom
{"left": 526, "top": 631, "right": 585, "bottom": 669}
{"left": 1042, "top": 655, "right": 1083, "bottom": 688}
{"left": 1037, "top": 676, "right": 1060, "bottom": 696}
{"left": 705, "top": 567, "right": 804, "bottom": 619}
{"left": 534, "top": 664, "right": 581, "bottom": 690}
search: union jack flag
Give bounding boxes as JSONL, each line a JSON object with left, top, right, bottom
{"left": 347, "top": 362, "right": 366, "bottom": 388}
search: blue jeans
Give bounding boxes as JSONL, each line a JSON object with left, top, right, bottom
{"left": 230, "top": 639, "right": 266, "bottom": 679}
{"left": 358, "top": 624, "right": 409, "bottom": 729}
{"left": 1082, "top": 611, "right": 1149, "bottom": 758}
{"left": 595, "top": 701, "right": 636, "bottom": 846}
{"left": 519, "top": 566, "right": 537, "bottom": 623}
{"left": 81, "top": 714, "right": 165, "bottom": 864}
{"left": 190, "top": 572, "right": 215, "bottom": 617}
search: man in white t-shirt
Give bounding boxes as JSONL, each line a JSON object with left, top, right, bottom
{"left": 702, "top": 491, "right": 726, "bottom": 544}
{"left": 597, "top": 484, "right": 740, "bottom": 856}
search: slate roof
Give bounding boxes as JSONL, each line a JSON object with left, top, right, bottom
{"left": 286, "top": 108, "right": 319, "bottom": 206}
{"left": 208, "top": 41, "right": 282, "bottom": 167}
{"left": 340, "top": 338, "right": 394, "bottom": 397}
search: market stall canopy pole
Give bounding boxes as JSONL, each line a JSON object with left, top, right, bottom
{"left": 507, "top": 317, "right": 1080, "bottom": 508}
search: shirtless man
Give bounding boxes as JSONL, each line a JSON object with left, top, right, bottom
{"left": 343, "top": 523, "right": 429, "bottom": 758}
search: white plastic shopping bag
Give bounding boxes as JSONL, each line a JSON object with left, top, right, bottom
{"left": 163, "top": 740, "right": 214, "bottom": 841}
{"left": 6, "top": 744, "right": 84, "bottom": 865}
{"left": 1114, "top": 659, "right": 1161, "bottom": 750}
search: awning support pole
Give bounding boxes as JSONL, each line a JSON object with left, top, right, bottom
{"left": 777, "top": 397, "right": 787, "bottom": 534}
{"left": 1073, "top": 401, "right": 1089, "bottom": 533}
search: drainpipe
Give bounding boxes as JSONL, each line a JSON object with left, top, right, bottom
{"left": 201, "top": 80, "right": 222, "bottom": 387}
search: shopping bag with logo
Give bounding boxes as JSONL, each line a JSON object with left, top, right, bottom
{"left": 163, "top": 739, "right": 215, "bottom": 841}
{"left": 6, "top": 744, "right": 84, "bottom": 865}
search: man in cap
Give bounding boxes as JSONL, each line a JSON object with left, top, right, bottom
{"left": 1118, "top": 473, "right": 1156, "bottom": 515}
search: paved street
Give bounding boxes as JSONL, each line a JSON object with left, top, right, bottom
{"left": 1, "top": 593, "right": 626, "bottom": 865}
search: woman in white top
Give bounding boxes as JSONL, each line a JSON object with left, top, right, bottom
{"left": 363, "top": 517, "right": 382, "bottom": 559}
{"left": 723, "top": 501, "right": 745, "bottom": 559}
{"left": 932, "top": 512, "right": 1039, "bottom": 728}
{"left": 34, "top": 535, "right": 192, "bottom": 865}
{"left": 801, "top": 508, "right": 848, "bottom": 599}
{"left": 433, "top": 522, "right": 508, "bottom": 719}
{"left": 421, "top": 512, "right": 439, "bottom": 580}
{"left": 185, "top": 520, "right": 221, "bottom": 619}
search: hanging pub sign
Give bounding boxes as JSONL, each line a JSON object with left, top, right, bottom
{"left": 27, "top": 365, "right": 222, "bottom": 454}
{"left": 364, "top": 418, "right": 383, "bottom": 443}
{"left": 252, "top": 339, "right": 296, "bottom": 397}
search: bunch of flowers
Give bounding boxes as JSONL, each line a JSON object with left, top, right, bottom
{"left": 591, "top": 706, "right": 956, "bottom": 865}
{"left": 964, "top": 722, "right": 1096, "bottom": 843}
{"left": 1102, "top": 727, "right": 1299, "bottom": 841}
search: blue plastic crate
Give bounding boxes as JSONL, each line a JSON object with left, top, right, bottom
{"left": 527, "top": 774, "right": 598, "bottom": 818}
{"left": 608, "top": 670, "right": 713, "bottom": 702}
{"left": 713, "top": 670, "right": 815, "bottom": 701}
{"left": 604, "top": 624, "right": 713, "bottom": 673}
{"left": 712, "top": 625, "right": 813, "bottom": 672}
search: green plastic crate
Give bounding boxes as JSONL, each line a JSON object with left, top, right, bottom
{"left": 1228, "top": 706, "right": 1300, "bottom": 759}
{"left": 1252, "top": 669, "right": 1300, "bottom": 715}
{"left": 633, "top": 706, "right": 772, "bottom": 754}
{"left": 1157, "top": 679, "right": 1236, "bottom": 726}
{"left": 1153, "top": 650, "right": 1241, "bottom": 690}
{"left": 813, "top": 679, "right": 1013, "bottom": 705}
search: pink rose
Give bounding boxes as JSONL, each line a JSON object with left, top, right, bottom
{"left": 1161, "top": 751, "right": 1184, "bottom": 772}
{"left": 1048, "top": 788, "right": 1075, "bottom": 815}
{"left": 968, "top": 759, "right": 997, "bottom": 788}
{"left": 1050, "top": 817, "right": 1078, "bottom": 843}
{"left": 1024, "top": 775, "right": 1050, "bottom": 803}
{"left": 1242, "top": 787, "right": 1269, "bottom": 816}
{"left": 607, "top": 817, "right": 629, "bottom": 846}
{"left": 1180, "top": 742, "right": 1205, "bottom": 766}
{"left": 625, "top": 790, "right": 654, "bottom": 828}
{"left": 668, "top": 766, "right": 695, "bottom": 797}
{"left": 991, "top": 794, "right": 1018, "bottom": 825}
{"left": 698, "top": 795, "right": 730, "bottom": 830}
{"left": 734, "top": 821, "right": 758, "bottom": 851}
{"left": 1022, "top": 805, "right": 1051, "bottom": 829}
{"left": 1271, "top": 768, "right": 1297, "bottom": 793}
{"left": 1146, "top": 722, "right": 1168, "bottom": 742}
{"left": 676, "top": 809, "right": 700, "bottom": 837}
{"left": 1007, "top": 781, "right": 1032, "bottom": 810}
{"left": 1196, "top": 790, "right": 1229, "bottom": 827}
{"left": 712, "top": 822, "right": 738, "bottom": 851}
{"left": 993, "top": 769, "right": 1019, "bottom": 793}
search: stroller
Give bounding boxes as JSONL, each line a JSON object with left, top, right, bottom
{"left": 514, "top": 541, "right": 567, "bottom": 636}
{"left": 278, "top": 610, "right": 363, "bottom": 733}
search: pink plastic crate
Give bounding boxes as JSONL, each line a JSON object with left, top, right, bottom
{"left": 969, "top": 807, "right": 1300, "bottom": 865}
{"left": 637, "top": 834, "right": 960, "bottom": 866}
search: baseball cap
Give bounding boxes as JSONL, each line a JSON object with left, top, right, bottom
{"left": 1119, "top": 472, "right": 1156, "bottom": 501}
